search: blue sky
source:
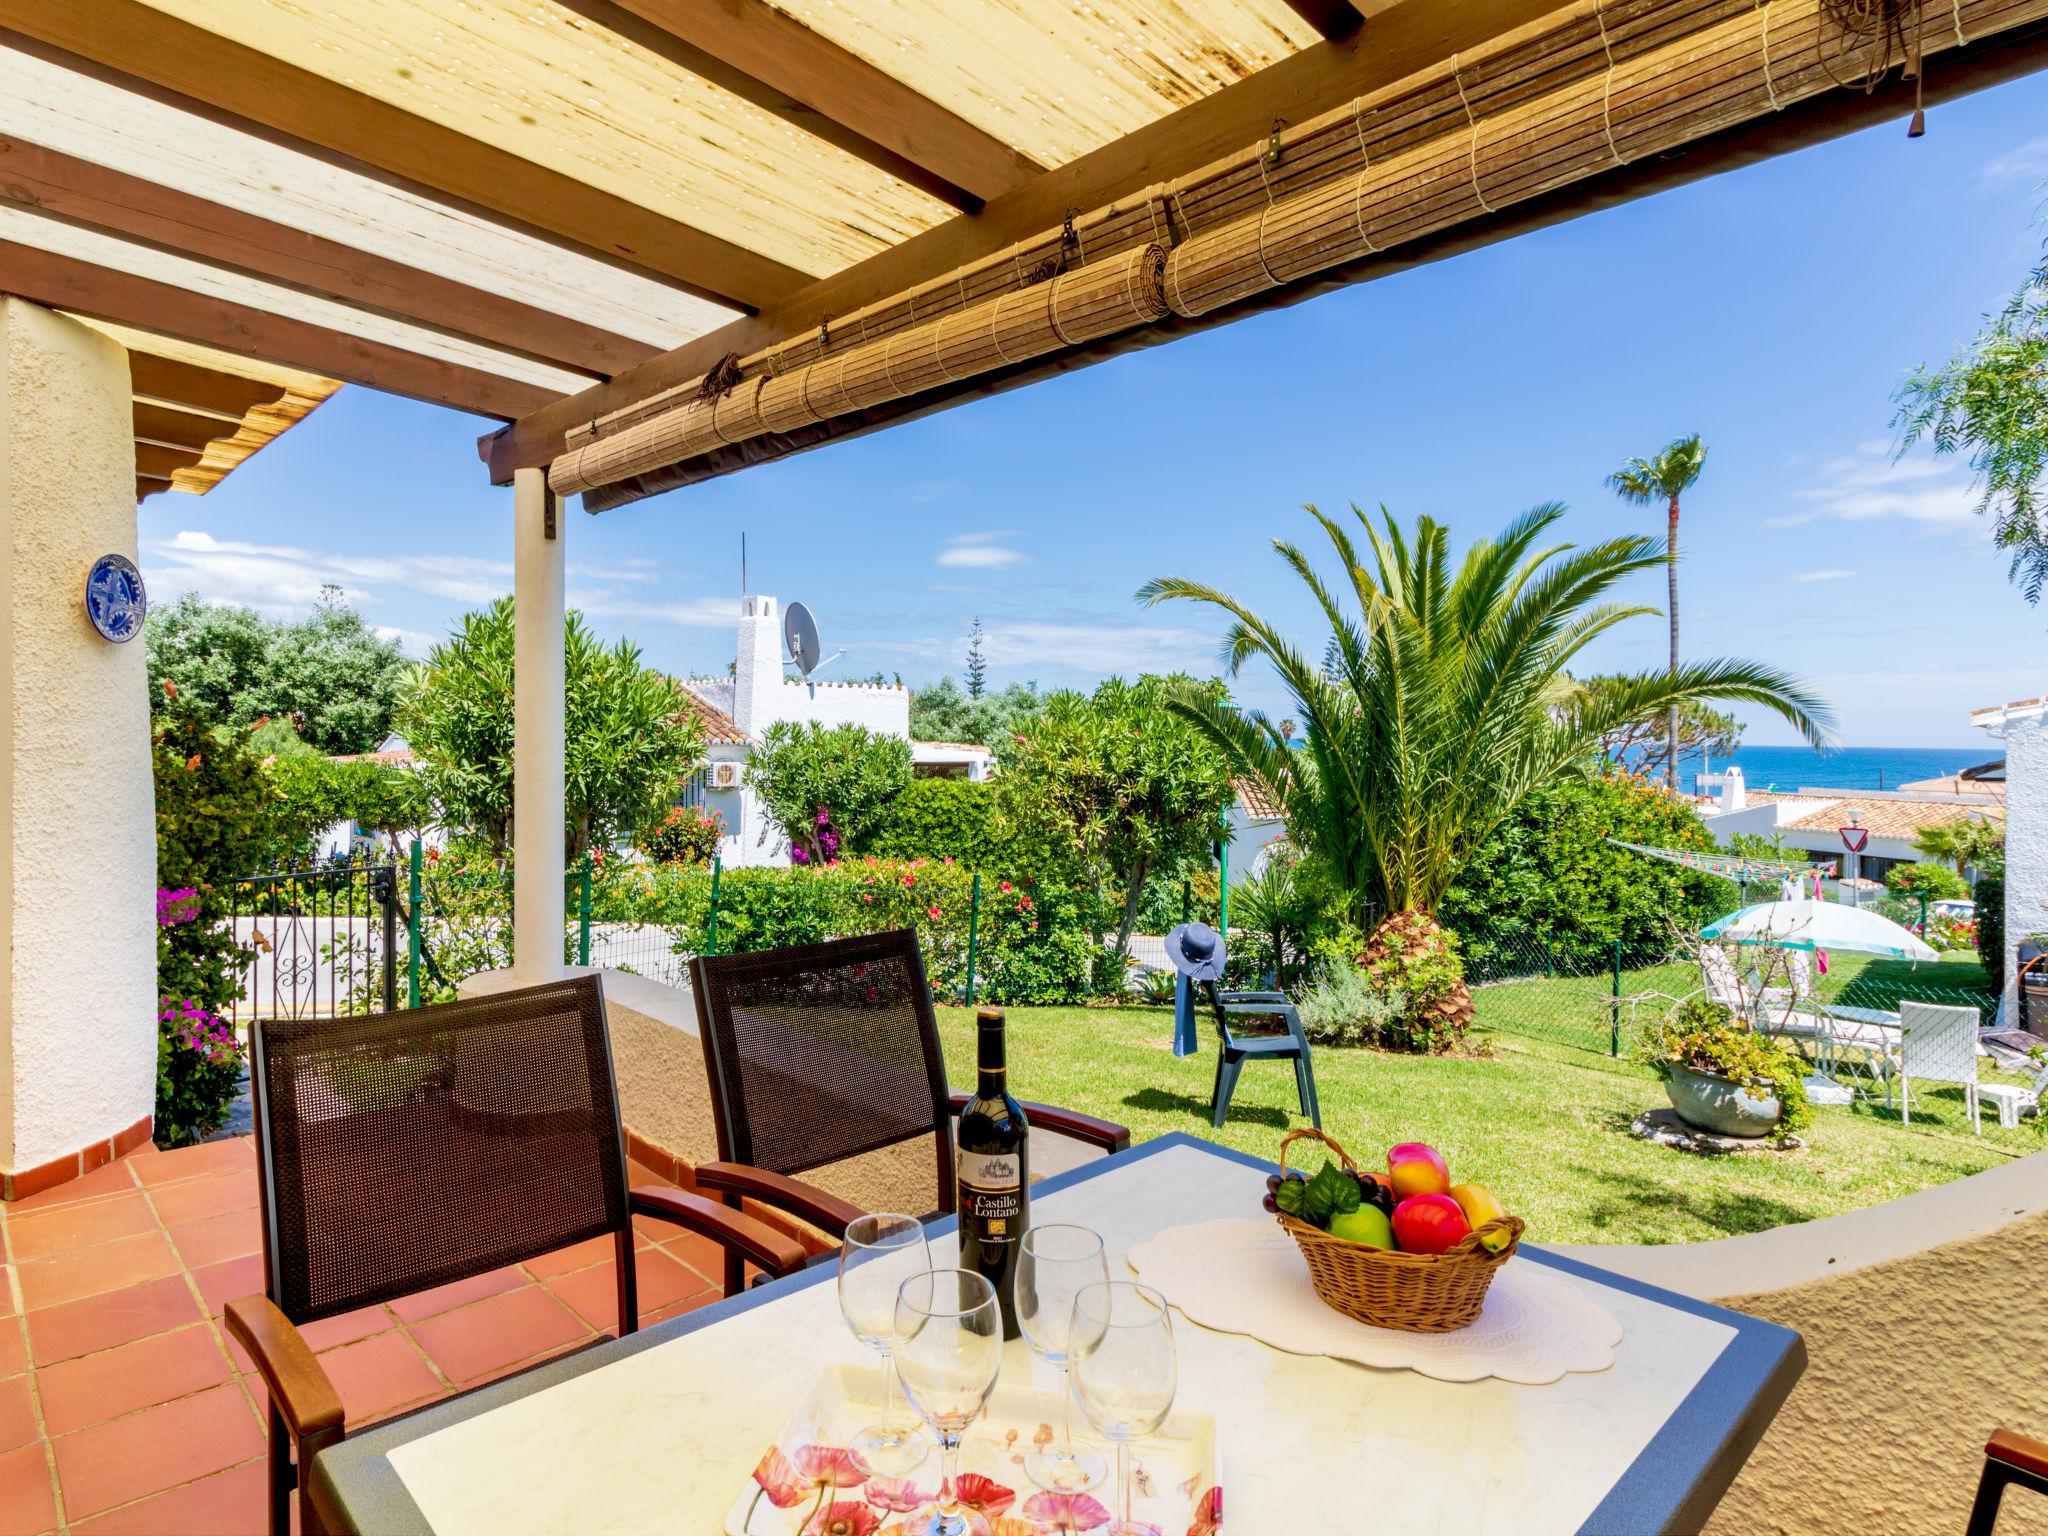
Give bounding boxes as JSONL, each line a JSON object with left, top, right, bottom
{"left": 143, "top": 73, "right": 2048, "bottom": 748}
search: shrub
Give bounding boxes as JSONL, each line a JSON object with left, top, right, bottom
{"left": 866, "top": 778, "right": 1012, "bottom": 866}
{"left": 266, "top": 753, "right": 432, "bottom": 863}
{"left": 1885, "top": 861, "right": 1970, "bottom": 900}
{"left": 1641, "top": 998, "right": 1811, "bottom": 1138}
{"left": 638, "top": 805, "right": 724, "bottom": 866}
{"left": 1297, "top": 960, "right": 1408, "bottom": 1048}
{"left": 746, "top": 721, "right": 913, "bottom": 864}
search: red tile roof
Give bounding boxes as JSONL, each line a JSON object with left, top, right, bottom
{"left": 675, "top": 692, "right": 745, "bottom": 744}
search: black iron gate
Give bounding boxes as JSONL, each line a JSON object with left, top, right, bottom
{"left": 220, "top": 857, "right": 403, "bottom": 1023}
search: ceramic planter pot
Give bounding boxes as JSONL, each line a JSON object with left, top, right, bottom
{"left": 1664, "top": 1063, "right": 1781, "bottom": 1138}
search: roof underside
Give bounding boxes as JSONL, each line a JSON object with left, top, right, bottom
{"left": 3, "top": 0, "right": 2045, "bottom": 507}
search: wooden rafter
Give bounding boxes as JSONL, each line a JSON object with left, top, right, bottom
{"left": 0, "top": 135, "right": 663, "bottom": 379}
{"left": 481, "top": 0, "right": 1564, "bottom": 478}
{"left": 4, "top": 241, "right": 558, "bottom": 418}
{"left": 0, "top": 0, "right": 810, "bottom": 312}
{"left": 558, "top": 0, "right": 1044, "bottom": 211}
{"left": 1280, "top": 0, "right": 1365, "bottom": 40}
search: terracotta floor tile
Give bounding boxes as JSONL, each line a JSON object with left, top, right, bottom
{"left": 318, "top": 1332, "right": 445, "bottom": 1423}
{"left": 387, "top": 1267, "right": 527, "bottom": 1324}
{"left": 192, "top": 1255, "right": 266, "bottom": 1320}
{"left": 167, "top": 1208, "right": 263, "bottom": 1271}
{"left": 543, "top": 1246, "right": 707, "bottom": 1332}
{"left": 407, "top": 1285, "right": 588, "bottom": 1385}
{"left": 18, "top": 1230, "right": 180, "bottom": 1313}
{"left": 520, "top": 1234, "right": 618, "bottom": 1282}
{"left": 127, "top": 1139, "right": 254, "bottom": 1188}
{"left": 643, "top": 1288, "right": 720, "bottom": 1328}
{"left": 53, "top": 1382, "right": 264, "bottom": 1519}
{"left": 299, "top": 1305, "right": 391, "bottom": 1353}
{"left": 0, "top": 1323, "right": 25, "bottom": 1381}
{"left": 0, "top": 1442, "right": 55, "bottom": 1536}
{"left": 37, "top": 1324, "right": 233, "bottom": 1437}
{"left": 0, "top": 1376, "right": 35, "bottom": 1456}
{"left": 25, "top": 1276, "right": 203, "bottom": 1366}
{"left": 6, "top": 1192, "right": 157, "bottom": 1263}
{"left": 660, "top": 1229, "right": 731, "bottom": 1290}
{"left": 147, "top": 1171, "right": 256, "bottom": 1229}
{"left": 4, "top": 1159, "right": 140, "bottom": 1215}
{"left": 72, "top": 1458, "right": 267, "bottom": 1536}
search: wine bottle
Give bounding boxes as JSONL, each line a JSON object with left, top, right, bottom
{"left": 956, "top": 1007, "right": 1029, "bottom": 1340}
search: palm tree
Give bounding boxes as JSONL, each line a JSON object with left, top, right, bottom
{"left": 1606, "top": 434, "right": 1707, "bottom": 787}
{"left": 1140, "top": 503, "right": 1828, "bottom": 1035}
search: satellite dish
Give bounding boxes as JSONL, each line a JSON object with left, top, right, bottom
{"left": 784, "top": 601, "right": 822, "bottom": 678}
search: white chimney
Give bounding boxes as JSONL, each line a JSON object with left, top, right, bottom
{"left": 1719, "top": 764, "right": 1746, "bottom": 813}
{"left": 732, "top": 594, "right": 782, "bottom": 739}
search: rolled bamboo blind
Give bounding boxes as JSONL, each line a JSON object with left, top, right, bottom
{"left": 551, "top": 243, "right": 1169, "bottom": 497}
{"left": 553, "top": 0, "right": 2042, "bottom": 501}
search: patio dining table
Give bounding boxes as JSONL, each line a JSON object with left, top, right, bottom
{"left": 311, "top": 1135, "right": 1804, "bottom": 1535}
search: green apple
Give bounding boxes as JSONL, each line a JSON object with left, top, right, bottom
{"left": 1327, "top": 1205, "right": 1395, "bottom": 1249}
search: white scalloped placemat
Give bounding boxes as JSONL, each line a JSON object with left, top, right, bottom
{"left": 1128, "top": 1218, "right": 1621, "bottom": 1385}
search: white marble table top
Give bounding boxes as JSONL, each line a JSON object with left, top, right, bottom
{"left": 317, "top": 1136, "right": 1801, "bottom": 1536}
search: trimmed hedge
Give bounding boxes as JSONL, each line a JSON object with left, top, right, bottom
{"left": 863, "top": 778, "right": 1013, "bottom": 867}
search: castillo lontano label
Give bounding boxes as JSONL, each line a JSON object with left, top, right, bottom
{"left": 957, "top": 1147, "right": 1023, "bottom": 1239}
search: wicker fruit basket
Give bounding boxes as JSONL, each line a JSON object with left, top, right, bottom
{"left": 1274, "top": 1128, "right": 1523, "bottom": 1333}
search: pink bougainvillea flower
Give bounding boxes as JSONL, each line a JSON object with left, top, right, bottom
{"left": 803, "top": 1502, "right": 882, "bottom": 1536}
{"left": 1021, "top": 1492, "right": 1112, "bottom": 1531}
{"left": 1185, "top": 1486, "right": 1223, "bottom": 1536}
{"left": 864, "top": 1478, "right": 932, "bottom": 1513}
{"left": 791, "top": 1446, "right": 867, "bottom": 1489}
{"left": 955, "top": 1475, "right": 1016, "bottom": 1517}
{"left": 750, "top": 1447, "right": 806, "bottom": 1508}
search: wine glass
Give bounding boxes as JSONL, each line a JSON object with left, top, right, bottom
{"left": 1068, "top": 1282, "right": 1177, "bottom": 1535}
{"left": 837, "top": 1214, "right": 931, "bottom": 1476}
{"left": 893, "top": 1268, "right": 1004, "bottom": 1536}
{"left": 1016, "top": 1223, "right": 1109, "bottom": 1492}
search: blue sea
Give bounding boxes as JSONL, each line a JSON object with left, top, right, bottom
{"left": 1670, "top": 745, "right": 1996, "bottom": 795}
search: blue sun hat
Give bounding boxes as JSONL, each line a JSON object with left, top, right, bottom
{"left": 1164, "top": 921, "right": 1227, "bottom": 982}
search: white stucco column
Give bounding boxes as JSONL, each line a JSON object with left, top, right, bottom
{"left": 0, "top": 298, "right": 158, "bottom": 1192}
{"left": 1980, "top": 704, "right": 2048, "bottom": 1026}
{"left": 511, "top": 467, "right": 565, "bottom": 983}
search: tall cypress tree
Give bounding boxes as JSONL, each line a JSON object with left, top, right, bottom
{"left": 965, "top": 616, "right": 988, "bottom": 700}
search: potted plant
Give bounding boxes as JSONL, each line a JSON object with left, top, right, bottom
{"left": 1642, "top": 999, "right": 1811, "bottom": 1140}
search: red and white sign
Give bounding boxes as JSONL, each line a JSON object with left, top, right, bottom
{"left": 1839, "top": 825, "right": 1869, "bottom": 854}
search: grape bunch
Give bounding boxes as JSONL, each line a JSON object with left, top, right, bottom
{"left": 1349, "top": 1169, "right": 1396, "bottom": 1216}
{"left": 1260, "top": 1170, "right": 1305, "bottom": 1215}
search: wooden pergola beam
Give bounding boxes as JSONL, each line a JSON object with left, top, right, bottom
{"left": 0, "top": 135, "right": 663, "bottom": 379}
{"left": 0, "top": 0, "right": 809, "bottom": 312}
{"left": 560, "top": 0, "right": 1044, "bottom": 210}
{"left": 1, "top": 241, "right": 558, "bottom": 419}
{"left": 480, "top": 0, "right": 1562, "bottom": 479}
{"left": 128, "top": 353, "right": 292, "bottom": 420}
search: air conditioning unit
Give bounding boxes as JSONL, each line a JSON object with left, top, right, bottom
{"left": 707, "top": 760, "right": 744, "bottom": 790}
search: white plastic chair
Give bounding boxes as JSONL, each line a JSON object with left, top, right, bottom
{"left": 1898, "top": 1000, "right": 1992, "bottom": 1134}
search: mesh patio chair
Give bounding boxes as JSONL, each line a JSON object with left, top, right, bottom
{"left": 1897, "top": 998, "right": 1993, "bottom": 1133}
{"left": 1968, "top": 1429, "right": 2048, "bottom": 1535}
{"left": 224, "top": 976, "right": 805, "bottom": 1536}
{"left": 689, "top": 929, "right": 1132, "bottom": 1297}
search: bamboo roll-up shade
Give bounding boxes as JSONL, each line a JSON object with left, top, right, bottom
{"left": 550, "top": 245, "right": 1169, "bottom": 497}
{"left": 1162, "top": 0, "right": 2030, "bottom": 316}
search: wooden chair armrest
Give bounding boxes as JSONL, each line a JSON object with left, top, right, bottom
{"left": 629, "top": 1186, "right": 808, "bottom": 1277}
{"left": 1989, "top": 1427, "right": 2048, "bottom": 1480}
{"left": 947, "top": 1092, "right": 1131, "bottom": 1153}
{"left": 691, "top": 1162, "right": 868, "bottom": 1240}
{"left": 224, "top": 1295, "right": 343, "bottom": 1444}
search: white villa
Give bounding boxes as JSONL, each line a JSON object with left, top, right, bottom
{"left": 677, "top": 594, "right": 991, "bottom": 867}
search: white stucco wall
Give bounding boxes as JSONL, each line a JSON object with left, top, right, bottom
{"left": 1985, "top": 707, "right": 2048, "bottom": 1024}
{"left": 731, "top": 594, "right": 908, "bottom": 739}
{"left": 0, "top": 299, "right": 158, "bottom": 1172}
{"left": 1224, "top": 807, "right": 1287, "bottom": 885}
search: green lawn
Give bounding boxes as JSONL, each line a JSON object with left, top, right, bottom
{"left": 936, "top": 991, "right": 2040, "bottom": 1247}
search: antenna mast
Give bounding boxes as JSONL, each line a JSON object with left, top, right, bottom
{"left": 741, "top": 532, "right": 748, "bottom": 596}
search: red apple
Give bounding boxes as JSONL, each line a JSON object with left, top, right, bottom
{"left": 1391, "top": 1193, "right": 1471, "bottom": 1255}
{"left": 1386, "top": 1142, "right": 1450, "bottom": 1199}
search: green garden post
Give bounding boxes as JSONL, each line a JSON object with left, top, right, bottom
{"left": 1610, "top": 938, "right": 1623, "bottom": 1056}
{"left": 1218, "top": 843, "right": 1229, "bottom": 936}
{"left": 705, "top": 854, "right": 723, "bottom": 958}
{"left": 577, "top": 851, "right": 593, "bottom": 967}
{"left": 964, "top": 872, "right": 982, "bottom": 1006}
{"left": 406, "top": 839, "right": 422, "bottom": 1009}
{"left": 1919, "top": 893, "right": 1929, "bottom": 935}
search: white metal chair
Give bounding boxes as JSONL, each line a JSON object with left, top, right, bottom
{"left": 1897, "top": 999, "right": 1994, "bottom": 1133}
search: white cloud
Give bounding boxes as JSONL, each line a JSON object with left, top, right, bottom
{"left": 372, "top": 626, "right": 440, "bottom": 657}
{"left": 567, "top": 591, "right": 737, "bottom": 627}
{"left": 936, "top": 531, "right": 1028, "bottom": 569}
{"left": 1978, "top": 133, "right": 2048, "bottom": 188}
{"left": 980, "top": 618, "right": 1220, "bottom": 673}
{"left": 1785, "top": 568, "right": 1857, "bottom": 583}
{"left": 1765, "top": 446, "right": 1981, "bottom": 531}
